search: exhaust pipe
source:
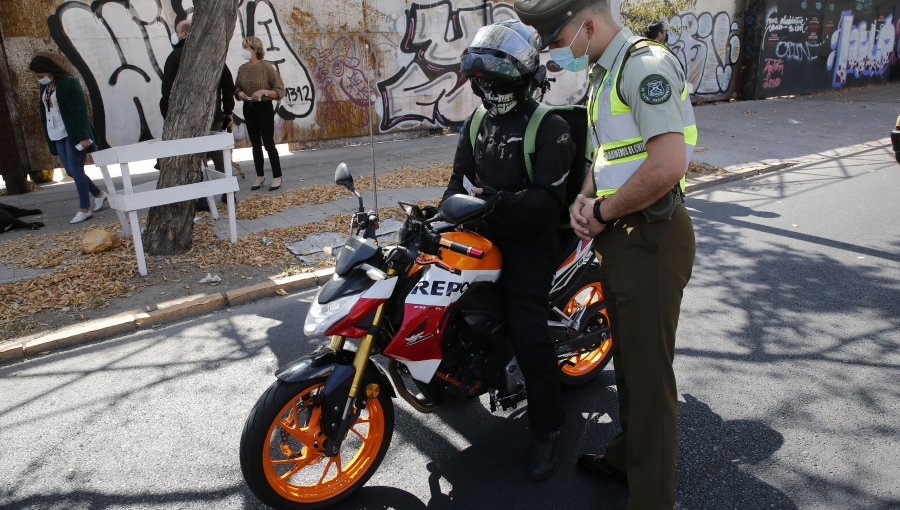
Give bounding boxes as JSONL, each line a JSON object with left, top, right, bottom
{"left": 387, "top": 360, "right": 443, "bottom": 413}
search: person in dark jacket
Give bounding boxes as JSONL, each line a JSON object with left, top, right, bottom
{"left": 442, "top": 20, "right": 575, "bottom": 481}
{"left": 645, "top": 19, "right": 669, "bottom": 44}
{"left": 29, "top": 55, "right": 106, "bottom": 224}
{"left": 160, "top": 19, "right": 236, "bottom": 173}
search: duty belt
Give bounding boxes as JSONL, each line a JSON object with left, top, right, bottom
{"left": 641, "top": 185, "right": 684, "bottom": 223}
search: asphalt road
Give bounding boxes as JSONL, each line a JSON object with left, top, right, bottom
{"left": 1, "top": 145, "right": 898, "bottom": 510}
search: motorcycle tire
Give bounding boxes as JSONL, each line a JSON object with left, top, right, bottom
{"left": 240, "top": 377, "right": 394, "bottom": 509}
{"left": 555, "top": 265, "right": 614, "bottom": 386}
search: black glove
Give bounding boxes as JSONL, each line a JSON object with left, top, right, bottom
{"left": 422, "top": 205, "right": 439, "bottom": 219}
{"left": 477, "top": 190, "right": 505, "bottom": 215}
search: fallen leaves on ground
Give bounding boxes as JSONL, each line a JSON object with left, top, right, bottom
{"left": 688, "top": 161, "right": 728, "bottom": 176}
{"left": 236, "top": 163, "right": 452, "bottom": 220}
{"left": 0, "top": 164, "right": 449, "bottom": 340}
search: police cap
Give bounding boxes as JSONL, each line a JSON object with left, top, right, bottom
{"left": 513, "top": 0, "right": 592, "bottom": 48}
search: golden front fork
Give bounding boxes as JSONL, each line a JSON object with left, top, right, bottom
{"left": 328, "top": 335, "right": 346, "bottom": 351}
{"left": 347, "top": 269, "right": 395, "bottom": 399}
{"left": 347, "top": 305, "right": 386, "bottom": 399}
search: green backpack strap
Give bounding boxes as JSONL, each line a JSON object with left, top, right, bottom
{"left": 469, "top": 105, "right": 488, "bottom": 154}
{"left": 523, "top": 103, "right": 556, "bottom": 183}
{"left": 470, "top": 103, "right": 576, "bottom": 185}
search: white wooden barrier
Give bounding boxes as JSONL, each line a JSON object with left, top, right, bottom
{"left": 91, "top": 132, "right": 239, "bottom": 276}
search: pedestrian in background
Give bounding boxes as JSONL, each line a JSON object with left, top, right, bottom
{"left": 515, "top": 0, "right": 697, "bottom": 508}
{"left": 160, "top": 18, "right": 236, "bottom": 208}
{"left": 29, "top": 55, "right": 107, "bottom": 224}
{"left": 645, "top": 20, "right": 669, "bottom": 44}
{"left": 234, "top": 36, "right": 284, "bottom": 191}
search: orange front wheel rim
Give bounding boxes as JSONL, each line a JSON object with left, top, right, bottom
{"left": 261, "top": 382, "right": 386, "bottom": 503}
{"left": 559, "top": 283, "right": 613, "bottom": 376}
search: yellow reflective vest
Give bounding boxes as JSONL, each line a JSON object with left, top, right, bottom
{"left": 588, "top": 37, "right": 698, "bottom": 198}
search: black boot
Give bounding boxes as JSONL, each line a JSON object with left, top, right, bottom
{"left": 576, "top": 454, "right": 628, "bottom": 487}
{"left": 528, "top": 429, "right": 560, "bottom": 481}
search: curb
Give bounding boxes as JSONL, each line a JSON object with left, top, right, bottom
{"left": 0, "top": 137, "right": 890, "bottom": 366}
{"left": 0, "top": 268, "right": 335, "bottom": 366}
{"left": 685, "top": 138, "right": 890, "bottom": 193}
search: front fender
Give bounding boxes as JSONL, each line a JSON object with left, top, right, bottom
{"left": 275, "top": 348, "right": 396, "bottom": 398}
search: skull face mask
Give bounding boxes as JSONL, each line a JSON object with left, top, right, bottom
{"left": 473, "top": 77, "right": 520, "bottom": 116}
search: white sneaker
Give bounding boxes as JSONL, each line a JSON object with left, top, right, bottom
{"left": 92, "top": 191, "right": 108, "bottom": 212}
{"left": 69, "top": 210, "right": 93, "bottom": 224}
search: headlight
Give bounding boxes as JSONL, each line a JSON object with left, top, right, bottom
{"left": 304, "top": 292, "right": 362, "bottom": 336}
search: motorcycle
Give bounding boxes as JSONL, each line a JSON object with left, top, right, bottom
{"left": 239, "top": 163, "right": 613, "bottom": 509}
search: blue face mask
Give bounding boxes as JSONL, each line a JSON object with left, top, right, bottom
{"left": 548, "top": 21, "right": 590, "bottom": 72}
{"left": 38, "top": 77, "right": 52, "bottom": 86}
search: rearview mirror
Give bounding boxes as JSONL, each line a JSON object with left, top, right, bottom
{"left": 439, "top": 194, "right": 488, "bottom": 225}
{"left": 335, "top": 162, "right": 355, "bottom": 191}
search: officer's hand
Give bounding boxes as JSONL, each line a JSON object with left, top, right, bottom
{"left": 580, "top": 200, "right": 607, "bottom": 239}
{"left": 570, "top": 194, "right": 593, "bottom": 236}
{"left": 571, "top": 197, "right": 607, "bottom": 241}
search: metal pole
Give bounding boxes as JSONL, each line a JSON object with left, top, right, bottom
{"left": 364, "top": 41, "right": 378, "bottom": 217}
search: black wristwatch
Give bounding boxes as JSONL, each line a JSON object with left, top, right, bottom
{"left": 593, "top": 197, "right": 609, "bottom": 224}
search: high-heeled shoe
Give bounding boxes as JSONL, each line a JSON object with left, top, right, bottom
{"left": 250, "top": 178, "right": 265, "bottom": 191}
{"left": 268, "top": 178, "right": 282, "bottom": 191}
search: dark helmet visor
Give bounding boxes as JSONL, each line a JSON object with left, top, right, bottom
{"left": 460, "top": 50, "right": 523, "bottom": 80}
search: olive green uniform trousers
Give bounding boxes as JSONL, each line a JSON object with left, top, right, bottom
{"left": 594, "top": 204, "right": 695, "bottom": 510}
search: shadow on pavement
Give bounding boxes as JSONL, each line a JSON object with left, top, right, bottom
{"left": 320, "top": 374, "right": 793, "bottom": 510}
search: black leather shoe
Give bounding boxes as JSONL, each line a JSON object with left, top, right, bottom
{"left": 576, "top": 454, "right": 627, "bottom": 487}
{"left": 528, "top": 429, "right": 560, "bottom": 481}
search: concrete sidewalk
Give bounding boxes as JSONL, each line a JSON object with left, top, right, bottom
{"left": 1, "top": 82, "right": 898, "bottom": 364}
{"left": 2, "top": 82, "right": 897, "bottom": 240}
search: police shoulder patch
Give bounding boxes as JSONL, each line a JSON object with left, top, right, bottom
{"left": 639, "top": 74, "right": 672, "bottom": 105}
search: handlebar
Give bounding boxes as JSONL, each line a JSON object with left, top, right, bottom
{"left": 438, "top": 237, "right": 484, "bottom": 259}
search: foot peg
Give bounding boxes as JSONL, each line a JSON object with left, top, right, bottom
{"left": 490, "top": 388, "right": 527, "bottom": 412}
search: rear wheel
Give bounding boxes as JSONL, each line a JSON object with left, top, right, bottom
{"left": 557, "top": 273, "right": 613, "bottom": 386}
{"left": 240, "top": 378, "right": 394, "bottom": 509}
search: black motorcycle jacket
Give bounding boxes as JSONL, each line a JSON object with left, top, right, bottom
{"left": 443, "top": 99, "right": 575, "bottom": 238}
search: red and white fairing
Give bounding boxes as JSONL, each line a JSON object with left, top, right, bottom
{"left": 305, "top": 276, "right": 398, "bottom": 338}
{"left": 385, "top": 264, "right": 500, "bottom": 382}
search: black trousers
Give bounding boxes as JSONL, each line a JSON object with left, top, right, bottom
{"left": 243, "top": 100, "right": 281, "bottom": 178}
{"left": 594, "top": 205, "right": 695, "bottom": 510}
{"left": 207, "top": 113, "right": 225, "bottom": 173}
{"left": 494, "top": 232, "right": 564, "bottom": 433}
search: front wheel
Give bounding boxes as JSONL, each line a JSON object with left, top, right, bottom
{"left": 557, "top": 269, "right": 614, "bottom": 386}
{"left": 239, "top": 378, "right": 394, "bottom": 509}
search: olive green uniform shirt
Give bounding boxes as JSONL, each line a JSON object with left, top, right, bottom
{"left": 588, "top": 28, "right": 688, "bottom": 152}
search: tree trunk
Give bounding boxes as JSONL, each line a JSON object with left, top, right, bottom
{"left": 144, "top": 0, "right": 238, "bottom": 254}
{"left": 0, "top": 32, "right": 29, "bottom": 195}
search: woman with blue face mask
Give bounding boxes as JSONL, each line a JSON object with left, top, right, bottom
{"left": 29, "top": 55, "right": 106, "bottom": 224}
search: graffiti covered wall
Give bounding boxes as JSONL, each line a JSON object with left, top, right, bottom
{"left": 667, "top": 0, "right": 748, "bottom": 102}
{"left": 2, "top": 0, "right": 897, "bottom": 170}
{"left": 0, "top": 0, "right": 588, "bottom": 169}
{"left": 743, "top": 0, "right": 899, "bottom": 98}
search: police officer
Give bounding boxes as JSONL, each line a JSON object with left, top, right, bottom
{"left": 443, "top": 19, "right": 575, "bottom": 480}
{"left": 514, "top": 0, "right": 697, "bottom": 507}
